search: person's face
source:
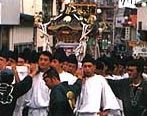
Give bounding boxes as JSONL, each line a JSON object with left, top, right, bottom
{"left": 0, "top": 57, "right": 7, "bottom": 70}
{"left": 67, "top": 63, "right": 77, "bottom": 75}
{"left": 44, "top": 77, "right": 53, "bottom": 89}
{"left": 62, "top": 61, "right": 68, "bottom": 72}
{"left": 17, "top": 57, "right": 25, "bottom": 66}
{"left": 50, "top": 59, "right": 61, "bottom": 70}
{"left": 38, "top": 54, "right": 51, "bottom": 71}
{"left": 118, "top": 65, "right": 125, "bottom": 75}
{"left": 75, "top": 68, "right": 83, "bottom": 79}
{"left": 127, "top": 66, "right": 139, "bottom": 79}
{"left": 44, "top": 77, "right": 57, "bottom": 89}
{"left": 113, "top": 64, "right": 119, "bottom": 75}
{"left": 103, "top": 64, "right": 108, "bottom": 73}
{"left": 82, "top": 62, "right": 95, "bottom": 77}
{"left": 7, "top": 58, "right": 16, "bottom": 66}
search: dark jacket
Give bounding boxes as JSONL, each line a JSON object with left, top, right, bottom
{"left": 49, "top": 79, "right": 82, "bottom": 116}
{"left": 107, "top": 78, "right": 147, "bottom": 116}
{"left": 0, "top": 76, "right": 32, "bottom": 116}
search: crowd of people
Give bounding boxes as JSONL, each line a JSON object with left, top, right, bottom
{"left": 0, "top": 47, "right": 147, "bottom": 116}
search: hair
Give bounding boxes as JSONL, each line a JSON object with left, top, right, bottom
{"left": 96, "top": 60, "right": 104, "bottom": 70}
{"left": 82, "top": 54, "right": 96, "bottom": 65}
{"left": 30, "top": 50, "right": 39, "bottom": 63}
{"left": 18, "top": 52, "right": 26, "bottom": 61}
{"left": 102, "top": 57, "right": 115, "bottom": 71}
{"left": 67, "top": 54, "right": 78, "bottom": 66}
{"left": 23, "top": 48, "right": 32, "bottom": 63}
{"left": 52, "top": 48, "right": 67, "bottom": 63}
{"left": 39, "top": 51, "right": 52, "bottom": 61}
{"left": 8, "top": 50, "right": 18, "bottom": 62}
{"left": 0, "top": 50, "right": 9, "bottom": 61}
{"left": 127, "top": 58, "right": 144, "bottom": 74}
{"left": 43, "top": 67, "right": 60, "bottom": 81}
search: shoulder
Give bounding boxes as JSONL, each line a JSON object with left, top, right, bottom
{"left": 93, "top": 74, "right": 107, "bottom": 81}
{"left": 88, "top": 74, "right": 107, "bottom": 85}
{"left": 52, "top": 82, "right": 68, "bottom": 93}
{"left": 51, "top": 83, "right": 68, "bottom": 100}
{"left": 61, "top": 71, "right": 75, "bottom": 78}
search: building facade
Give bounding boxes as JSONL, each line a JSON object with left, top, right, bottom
{"left": 0, "top": 0, "right": 42, "bottom": 52}
{"left": 0, "top": 0, "right": 20, "bottom": 50}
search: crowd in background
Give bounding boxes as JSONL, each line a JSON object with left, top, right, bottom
{"left": 0, "top": 47, "right": 147, "bottom": 116}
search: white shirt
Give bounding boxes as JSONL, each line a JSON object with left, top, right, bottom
{"left": 142, "top": 73, "right": 147, "bottom": 80}
{"left": 59, "top": 71, "right": 77, "bottom": 85}
{"left": 75, "top": 74, "right": 120, "bottom": 114}
{"left": 26, "top": 72, "right": 50, "bottom": 108}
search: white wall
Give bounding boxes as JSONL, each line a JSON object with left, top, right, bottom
{"left": 0, "top": 0, "right": 20, "bottom": 25}
{"left": 21, "top": 0, "right": 42, "bottom": 15}
{"left": 137, "top": 7, "right": 147, "bottom": 30}
{"left": 9, "top": 26, "right": 33, "bottom": 50}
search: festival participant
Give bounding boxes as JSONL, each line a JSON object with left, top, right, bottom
{"left": 67, "top": 54, "right": 78, "bottom": 75}
{"left": 13, "top": 51, "right": 39, "bottom": 116}
{"left": 107, "top": 58, "right": 147, "bottom": 116}
{"left": 26, "top": 51, "right": 52, "bottom": 116}
{"left": 75, "top": 54, "right": 120, "bottom": 116}
{"left": 51, "top": 48, "right": 77, "bottom": 85}
{"left": 43, "top": 67, "right": 82, "bottom": 116}
{"left": 0, "top": 61, "right": 37, "bottom": 116}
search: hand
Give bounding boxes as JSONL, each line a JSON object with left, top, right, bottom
{"left": 29, "top": 63, "right": 38, "bottom": 77}
{"left": 75, "top": 68, "right": 83, "bottom": 79}
{"left": 99, "top": 110, "right": 109, "bottom": 116}
{"left": 11, "top": 63, "right": 17, "bottom": 73}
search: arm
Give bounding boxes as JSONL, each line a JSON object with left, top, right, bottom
{"left": 101, "top": 78, "right": 120, "bottom": 111}
{"left": 12, "top": 75, "right": 32, "bottom": 98}
{"left": 12, "top": 63, "right": 38, "bottom": 98}
{"left": 106, "top": 78, "right": 129, "bottom": 99}
{"left": 12, "top": 65, "right": 20, "bottom": 83}
{"left": 70, "top": 79, "right": 82, "bottom": 98}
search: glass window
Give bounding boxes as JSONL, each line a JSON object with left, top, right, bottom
{"left": 14, "top": 43, "right": 33, "bottom": 53}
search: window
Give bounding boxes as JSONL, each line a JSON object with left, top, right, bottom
{"left": 14, "top": 43, "right": 34, "bottom": 53}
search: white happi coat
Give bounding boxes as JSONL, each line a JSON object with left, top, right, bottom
{"left": 26, "top": 72, "right": 50, "bottom": 116}
{"left": 59, "top": 71, "right": 77, "bottom": 85}
{"left": 75, "top": 74, "right": 120, "bottom": 116}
